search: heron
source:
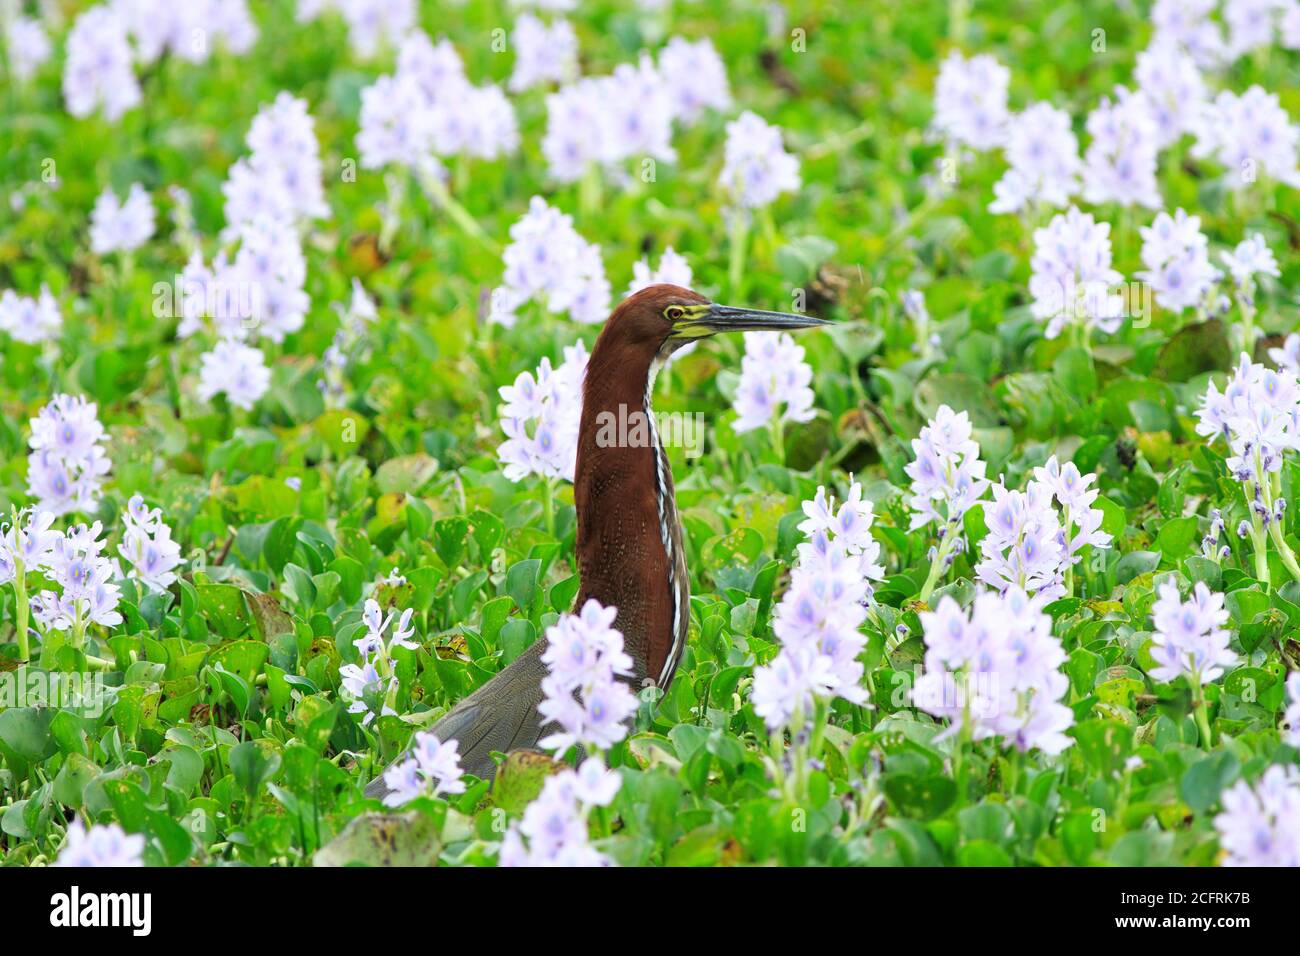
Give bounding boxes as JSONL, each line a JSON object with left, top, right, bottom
{"left": 367, "top": 283, "right": 827, "bottom": 797}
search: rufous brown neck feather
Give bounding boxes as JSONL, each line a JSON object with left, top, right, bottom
{"left": 572, "top": 285, "right": 703, "bottom": 689}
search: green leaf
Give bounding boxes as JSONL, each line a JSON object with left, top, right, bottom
{"left": 505, "top": 559, "right": 542, "bottom": 618}
{"left": 375, "top": 454, "right": 439, "bottom": 494}
{"left": 1179, "top": 750, "right": 1239, "bottom": 815}
{"left": 314, "top": 811, "right": 445, "bottom": 867}
{"left": 1154, "top": 516, "right": 1199, "bottom": 561}
{"left": 883, "top": 773, "right": 956, "bottom": 820}
{"left": 489, "top": 750, "right": 562, "bottom": 814}
{"left": 0, "top": 707, "right": 55, "bottom": 762}
{"left": 228, "top": 740, "right": 282, "bottom": 796}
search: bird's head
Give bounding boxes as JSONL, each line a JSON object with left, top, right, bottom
{"left": 606, "top": 284, "right": 829, "bottom": 363}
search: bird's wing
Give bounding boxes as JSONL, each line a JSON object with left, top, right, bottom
{"left": 364, "top": 639, "right": 550, "bottom": 799}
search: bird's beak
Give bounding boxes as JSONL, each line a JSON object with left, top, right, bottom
{"left": 672, "top": 303, "right": 829, "bottom": 340}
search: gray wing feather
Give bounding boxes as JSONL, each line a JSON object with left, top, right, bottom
{"left": 364, "top": 639, "right": 551, "bottom": 800}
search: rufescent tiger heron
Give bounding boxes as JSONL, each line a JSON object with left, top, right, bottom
{"left": 366, "top": 284, "right": 827, "bottom": 797}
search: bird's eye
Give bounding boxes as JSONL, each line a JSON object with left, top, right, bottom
{"left": 666, "top": 306, "right": 685, "bottom": 321}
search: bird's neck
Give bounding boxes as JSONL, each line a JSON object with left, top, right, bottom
{"left": 574, "top": 345, "right": 686, "bottom": 689}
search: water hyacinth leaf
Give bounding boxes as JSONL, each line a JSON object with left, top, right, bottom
{"left": 375, "top": 454, "right": 439, "bottom": 495}
{"left": 314, "top": 811, "right": 444, "bottom": 867}
{"left": 52, "top": 753, "right": 99, "bottom": 808}
{"left": 498, "top": 619, "right": 537, "bottom": 666}
{"left": 489, "top": 750, "right": 563, "bottom": 815}
{"left": 434, "top": 515, "right": 470, "bottom": 567}
{"left": 229, "top": 740, "right": 283, "bottom": 797}
{"left": 1154, "top": 517, "right": 1199, "bottom": 562}
{"left": 883, "top": 774, "right": 956, "bottom": 820}
{"left": 197, "top": 584, "right": 250, "bottom": 639}
{"left": 1180, "top": 750, "right": 1240, "bottom": 816}
{"left": 0, "top": 707, "right": 56, "bottom": 763}
{"left": 505, "top": 559, "right": 542, "bottom": 618}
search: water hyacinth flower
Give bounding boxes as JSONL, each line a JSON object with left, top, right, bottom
{"left": 1136, "top": 208, "right": 1221, "bottom": 313}
{"left": 223, "top": 93, "right": 329, "bottom": 234}
{"left": 499, "top": 760, "right": 620, "bottom": 867}
{"left": 905, "top": 405, "right": 990, "bottom": 599}
{"left": 178, "top": 217, "right": 309, "bottom": 344}
{"left": 542, "top": 55, "right": 676, "bottom": 186}
{"left": 912, "top": 588, "right": 1075, "bottom": 755}
{"left": 62, "top": 6, "right": 141, "bottom": 122}
{"left": 656, "top": 37, "right": 731, "bottom": 125}
{"left": 339, "top": 0, "right": 416, "bottom": 59}
{"left": 54, "top": 821, "right": 145, "bottom": 867}
{"left": 119, "top": 494, "right": 184, "bottom": 592}
{"left": 5, "top": 15, "right": 52, "bottom": 82}
{"left": 1222, "top": 0, "right": 1292, "bottom": 59}
{"left": 1133, "top": 39, "right": 1208, "bottom": 147}
{"left": 1028, "top": 207, "right": 1125, "bottom": 342}
{"left": 27, "top": 394, "right": 112, "bottom": 517}
{"left": 1284, "top": 673, "right": 1300, "bottom": 748}
{"left": 0, "top": 509, "right": 57, "bottom": 586}
{"left": 114, "top": 0, "right": 258, "bottom": 64}
{"left": 380, "top": 732, "right": 467, "bottom": 807}
{"left": 320, "top": 279, "right": 377, "bottom": 407}
{"left": 989, "top": 103, "right": 1081, "bottom": 214}
{"left": 509, "top": 14, "right": 578, "bottom": 92}
{"left": 33, "top": 521, "right": 123, "bottom": 644}
{"left": 1150, "top": 0, "right": 1227, "bottom": 68}
{"left": 627, "top": 247, "right": 692, "bottom": 297}
{"left": 1221, "top": 234, "right": 1280, "bottom": 286}
{"left": 1082, "top": 87, "right": 1162, "bottom": 209}
{"left": 902, "top": 289, "right": 939, "bottom": 359}
{"left": 0, "top": 508, "right": 58, "bottom": 661}
{"left": 354, "top": 598, "right": 420, "bottom": 659}
{"left": 1031, "top": 455, "right": 1112, "bottom": 582}
{"left": 497, "top": 339, "right": 588, "bottom": 483}
{"left": 538, "top": 599, "right": 638, "bottom": 754}
{"left": 1286, "top": 3, "right": 1300, "bottom": 47}
{"left": 1195, "top": 354, "right": 1300, "bottom": 584}
{"left": 1268, "top": 334, "right": 1300, "bottom": 375}
{"left": 753, "top": 480, "right": 883, "bottom": 733}
{"left": 89, "top": 183, "right": 155, "bottom": 256}
{"left": 718, "top": 111, "right": 800, "bottom": 209}
{"left": 339, "top": 656, "right": 396, "bottom": 728}
{"left": 1191, "top": 86, "right": 1300, "bottom": 190}
{"left": 1214, "top": 766, "right": 1300, "bottom": 866}
{"left": 1148, "top": 580, "right": 1236, "bottom": 686}
{"left": 731, "top": 331, "right": 816, "bottom": 435}
{"left": 196, "top": 338, "right": 272, "bottom": 411}
{"left": 1221, "top": 233, "right": 1279, "bottom": 351}
{"left": 931, "top": 51, "right": 1010, "bottom": 152}
{"left": 356, "top": 73, "right": 440, "bottom": 174}
{"left": 975, "top": 482, "right": 1067, "bottom": 599}
{"left": 975, "top": 458, "right": 1112, "bottom": 600}
{"left": 0, "top": 285, "right": 61, "bottom": 345}
{"left": 490, "top": 197, "right": 610, "bottom": 326}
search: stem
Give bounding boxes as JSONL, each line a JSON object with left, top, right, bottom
{"left": 728, "top": 210, "right": 750, "bottom": 300}
{"left": 1190, "top": 675, "right": 1212, "bottom": 749}
{"left": 579, "top": 163, "right": 603, "bottom": 221}
{"left": 949, "top": 0, "right": 969, "bottom": 43}
{"left": 542, "top": 476, "right": 555, "bottom": 537}
{"left": 1235, "top": 283, "right": 1257, "bottom": 357}
{"left": 1249, "top": 506, "right": 1271, "bottom": 585}
{"left": 918, "top": 534, "right": 955, "bottom": 604}
{"left": 379, "top": 171, "right": 405, "bottom": 255}
{"left": 769, "top": 414, "right": 786, "bottom": 465}
{"left": 417, "top": 168, "right": 498, "bottom": 253}
{"left": 13, "top": 558, "right": 29, "bottom": 663}
{"left": 952, "top": 697, "right": 971, "bottom": 810}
